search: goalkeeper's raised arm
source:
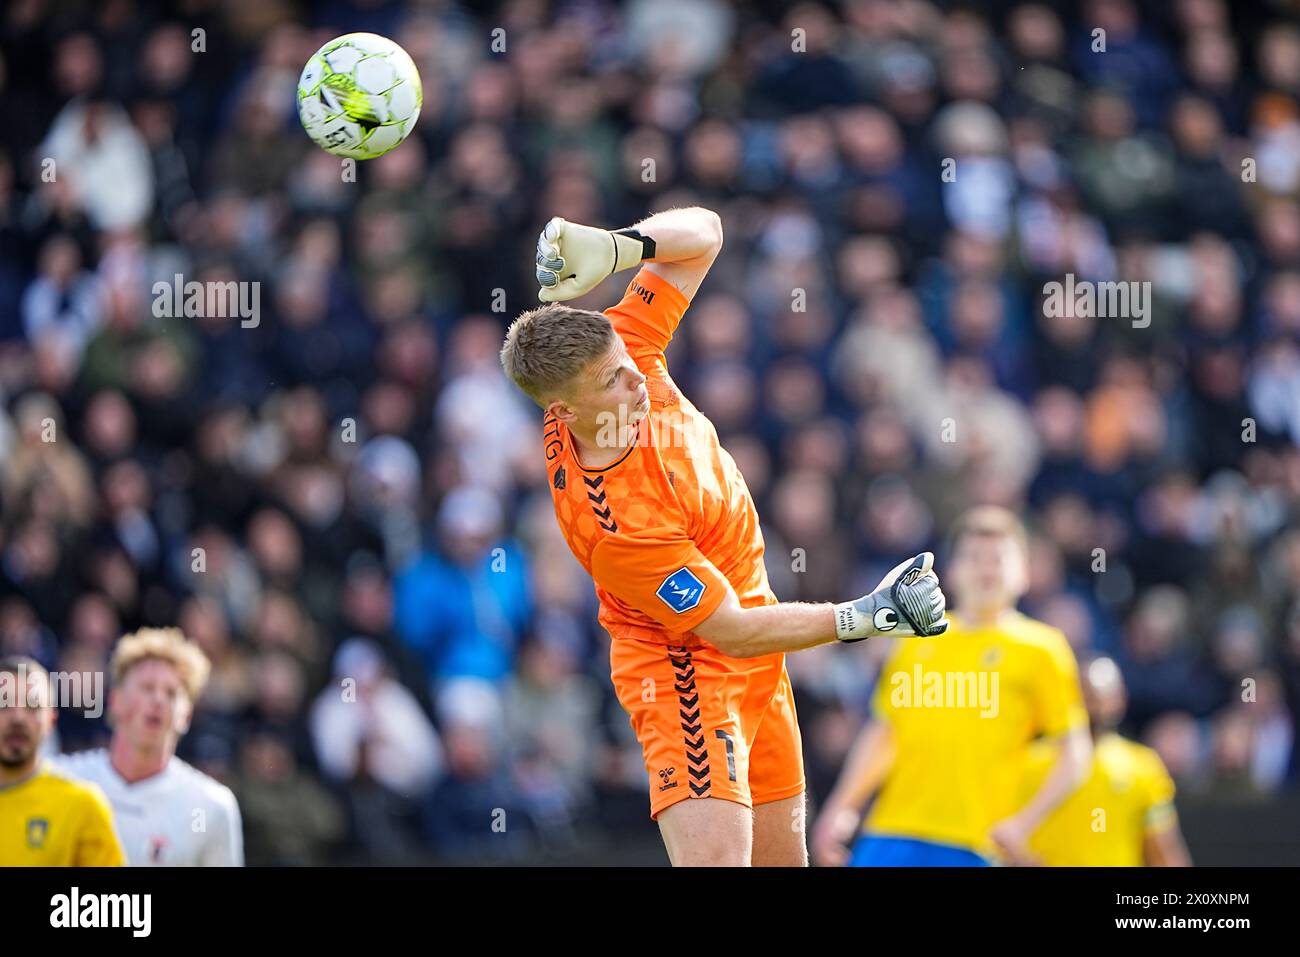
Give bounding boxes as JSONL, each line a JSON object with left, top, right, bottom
{"left": 535, "top": 206, "right": 724, "bottom": 304}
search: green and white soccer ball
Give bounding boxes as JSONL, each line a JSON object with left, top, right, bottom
{"left": 297, "top": 32, "right": 422, "bottom": 160}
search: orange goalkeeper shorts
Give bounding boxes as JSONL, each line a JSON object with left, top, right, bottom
{"left": 610, "top": 637, "right": 805, "bottom": 819}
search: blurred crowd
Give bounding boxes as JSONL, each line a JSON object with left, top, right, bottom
{"left": 2, "top": 0, "right": 1300, "bottom": 864}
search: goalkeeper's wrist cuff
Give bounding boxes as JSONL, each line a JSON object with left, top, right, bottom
{"left": 834, "top": 599, "right": 874, "bottom": 643}
{"left": 612, "top": 228, "right": 656, "bottom": 272}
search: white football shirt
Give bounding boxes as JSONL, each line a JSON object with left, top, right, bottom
{"left": 54, "top": 749, "right": 244, "bottom": 866}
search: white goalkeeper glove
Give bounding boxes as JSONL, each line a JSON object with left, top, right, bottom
{"left": 535, "top": 217, "right": 655, "bottom": 303}
{"left": 834, "top": 552, "right": 949, "bottom": 642}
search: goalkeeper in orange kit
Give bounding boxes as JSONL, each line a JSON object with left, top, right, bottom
{"left": 500, "top": 206, "right": 949, "bottom": 866}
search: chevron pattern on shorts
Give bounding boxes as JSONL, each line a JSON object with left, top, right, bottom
{"left": 667, "top": 644, "right": 710, "bottom": 796}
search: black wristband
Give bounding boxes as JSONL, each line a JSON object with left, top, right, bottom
{"left": 614, "top": 228, "right": 656, "bottom": 262}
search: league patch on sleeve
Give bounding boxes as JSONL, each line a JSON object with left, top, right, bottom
{"left": 656, "top": 567, "right": 706, "bottom": 614}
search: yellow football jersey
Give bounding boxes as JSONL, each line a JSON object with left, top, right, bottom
{"left": 0, "top": 762, "right": 125, "bottom": 866}
{"left": 864, "top": 611, "right": 1087, "bottom": 856}
{"left": 1023, "top": 732, "right": 1176, "bottom": 867}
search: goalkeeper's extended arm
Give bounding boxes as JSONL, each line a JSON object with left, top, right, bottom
{"left": 694, "top": 552, "right": 949, "bottom": 659}
{"left": 535, "top": 207, "right": 723, "bottom": 303}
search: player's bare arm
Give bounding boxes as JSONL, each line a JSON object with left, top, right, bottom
{"left": 638, "top": 207, "right": 724, "bottom": 301}
{"left": 989, "top": 725, "right": 1092, "bottom": 866}
{"left": 695, "top": 551, "right": 949, "bottom": 658}
{"left": 535, "top": 205, "right": 723, "bottom": 304}
{"left": 810, "top": 720, "right": 897, "bottom": 867}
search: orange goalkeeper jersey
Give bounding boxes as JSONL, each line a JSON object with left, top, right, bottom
{"left": 544, "top": 267, "right": 776, "bottom": 648}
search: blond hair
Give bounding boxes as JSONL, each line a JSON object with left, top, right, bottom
{"left": 500, "top": 304, "right": 616, "bottom": 405}
{"left": 111, "top": 628, "right": 211, "bottom": 703}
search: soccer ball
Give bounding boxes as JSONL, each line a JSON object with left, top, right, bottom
{"left": 297, "top": 33, "right": 422, "bottom": 160}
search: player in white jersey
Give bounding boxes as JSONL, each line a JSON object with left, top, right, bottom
{"left": 54, "top": 628, "right": 243, "bottom": 866}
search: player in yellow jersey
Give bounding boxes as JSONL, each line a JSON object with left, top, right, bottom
{"left": 811, "top": 506, "right": 1092, "bottom": 866}
{"left": 0, "top": 656, "right": 124, "bottom": 866}
{"left": 1022, "top": 655, "right": 1191, "bottom": 866}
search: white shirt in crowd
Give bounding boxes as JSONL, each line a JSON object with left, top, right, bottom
{"left": 54, "top": 749, "right": 243, "bottom": 866}
{"left": 310, "top": 676, "right": 444, "bottom": 798}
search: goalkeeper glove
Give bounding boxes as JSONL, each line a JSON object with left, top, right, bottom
{"left": 535, "top": 217, "right": 655, "bottom": 303}
{"left": 834, "top": 551, "right": 949, "bottom": 642}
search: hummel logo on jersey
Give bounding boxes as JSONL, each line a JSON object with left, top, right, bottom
{"left": 658, "top": 767, "right": 677, "bottom": 791}
{"left": 656, "top": 568, "right": 705, "bottom": 614}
